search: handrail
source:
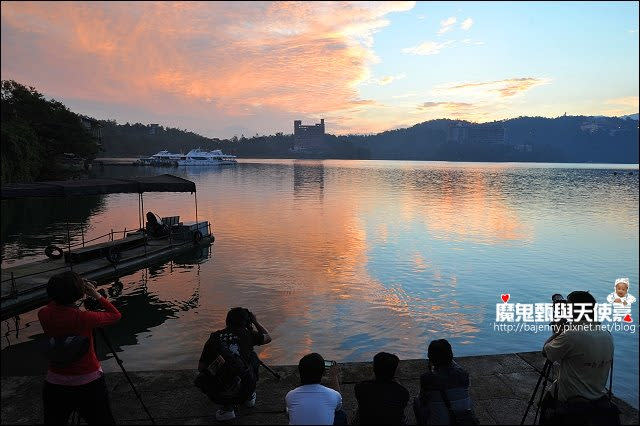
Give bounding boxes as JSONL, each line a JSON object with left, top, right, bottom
{"left": 1, "top": 264, "right": 71, "bottom": 284}
{"left": 64, "top": 225, "right": 143, "bottom": 249}
{"left": 0, "top": 224, "right": 211, "bottom": 288}
{"left": 1, "top": 230, "right": 207, "bottom": 286}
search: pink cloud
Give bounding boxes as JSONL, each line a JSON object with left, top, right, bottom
{"left": 1, "top": 1, "right": 415, "bottom": 136}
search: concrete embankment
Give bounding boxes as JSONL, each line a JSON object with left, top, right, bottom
{"left": 1, "top": 351, "right": 637, "bottom": 425}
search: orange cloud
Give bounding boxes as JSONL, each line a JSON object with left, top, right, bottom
{"left": 445, "top": 77, "right": 551, "bottom": 98}
{"left": 1, "top": 1, "right": 415, "bottom": 136}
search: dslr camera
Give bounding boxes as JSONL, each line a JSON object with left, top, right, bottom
{"left": 550, "top": 293, "right": 567, "bottom": 333}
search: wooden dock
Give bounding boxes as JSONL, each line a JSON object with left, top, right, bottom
{"left": 0, "top": 236, "right": 213, "bottom": 320}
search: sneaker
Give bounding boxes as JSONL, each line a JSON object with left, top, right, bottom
{"left": 215, "top": 408, "right": 236, "bottom": 421}
{"left": 244, "top": 392, "right": 257, "bottom": 408}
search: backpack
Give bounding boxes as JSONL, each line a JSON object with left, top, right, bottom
{"left": 40, "top": 335, "right": 90, "bottom": 368}
{"left": 194, "top": 330, "right": 256, "bottom": 405}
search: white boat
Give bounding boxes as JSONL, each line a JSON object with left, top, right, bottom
{"left": 138, "top": 150, "right": 181, "bottom": 166}
{"left": 138, "top": 149, "right": 237, "bottom": 166}
{"left": 177, "top": 148, "right": 237, "bottom": 166}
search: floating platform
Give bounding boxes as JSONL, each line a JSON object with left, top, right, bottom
{"left": 0, "top": 232, "right": 213, "bottom": 320}
{"left": 1, "top": 174, "right": 213, "bottom": 320}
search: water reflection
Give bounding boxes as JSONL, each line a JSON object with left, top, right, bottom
{"left": 0, "top": 245, "right": 210, "bottom": 375}
{"left": 0, "top": 161, "right": 637, "bottom": 407}
{"left": 293, "top": 161, "right": 324, "bottom": 201}
{"left": 1, "top": 195, "right": 106, "bottom": 264}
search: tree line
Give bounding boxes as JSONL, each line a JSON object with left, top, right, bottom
{"left": 2, "top": 79, "right": 637, "bottom": 185}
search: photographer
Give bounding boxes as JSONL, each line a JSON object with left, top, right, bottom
{"left": 197, "top": 307, "right": 271, "bottom": 421}
{"left": 38, "top": 271, "right": 121, "bottom": 425}
{"left": 540, "top": 291, "right": 615, "bottom": 424}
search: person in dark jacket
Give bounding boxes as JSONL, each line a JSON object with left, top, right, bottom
{"left": 413, "top": 339, "right": 474, "bottom": 425}
{"left": 38, "top": 271, "right": 121, "bottom": 424}
{"left": 198, "top": 307, "right": 272, "bottom": 421}
{"left": 354, "top": 352, "right": 410, "bottom": 424}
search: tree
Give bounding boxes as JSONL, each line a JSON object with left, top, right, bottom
{"left": 1, "top": 80, "right": 100, "bottom": 183}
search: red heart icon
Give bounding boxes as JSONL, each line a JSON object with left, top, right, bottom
{"left": 623, "top": 314, "right": 632, "bottom": 323}
{"left": 501, "top": 294, "right": 510, "bottom": 303}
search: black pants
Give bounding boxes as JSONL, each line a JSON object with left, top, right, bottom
{"left": 43, "top": 375, "right": 116, "bottom": 425}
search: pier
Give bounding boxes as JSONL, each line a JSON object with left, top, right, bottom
{"left": 1, "top": 174, "right": 212, "bottom": 320}
{"left": 0, "top": 234, "right": 212, "bottom": 320}
{"left": 1, "top": 351, "right": 637, "bottom": 424}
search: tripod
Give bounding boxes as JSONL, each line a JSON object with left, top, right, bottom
{"left": 258, "top": 358, "right": 281, "bottom": 381}
{"left": 520, "top": 358, "right": 553, "bottom": 425}
{"left": 97, "top": 328, "right": 156, "bottom": 425}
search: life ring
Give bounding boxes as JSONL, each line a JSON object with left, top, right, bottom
{"left": 45, "top": 245, "right": 64, "bottom": 259}
{"left": 106, "top": 246, "right": 121, "bottom": 264}
{"left": 193, "top": 230, "right": 203, "bottom": 244}
{"left": 108, "top": 280, "right": 124, "bottom": 297}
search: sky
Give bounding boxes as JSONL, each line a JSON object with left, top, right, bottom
{"left": 1, "top": 1, "right": 638, "bottom": 138}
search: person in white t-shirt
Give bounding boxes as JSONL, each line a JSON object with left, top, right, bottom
{"left": 285, "top": 353, "right": 347, "bottom": 425}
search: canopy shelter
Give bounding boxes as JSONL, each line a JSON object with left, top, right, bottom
{"left": 0, "top": 174, "right": 196, "bottom": 199}
{"left": 1, "top": 174, "right": 201, "bottom": 266}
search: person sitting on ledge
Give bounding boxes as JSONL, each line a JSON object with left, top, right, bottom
{"left": 196, "top": 307, "right": 271, "bottom": 422}
{"left": 540, "top": 291, "right": 616, "bottom": 425}
{"left": 285, "top": 353, "right": 347, "bottom": 425}
{"left": 413, "top": 339, "right": 477, "bottom": 425}
{"left": 353, "top": 352, "right": 410, "bottom": 425}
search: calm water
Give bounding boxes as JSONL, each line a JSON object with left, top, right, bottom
{"left": 1, "top": 160, "right": 638, "bottom": 407}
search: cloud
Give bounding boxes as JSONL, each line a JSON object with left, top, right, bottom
{"left": 601, "top": 96, "right": 639, "bottom": 116}
{"left": 438, "top": 16, "right": 457, "bottom": 34}
{"left": 460, "top": 18, "right": 473, "bottom": 30}
{"left": 418, "top": 101, "right": 474, "bottom": 110}
{"left": 377, "top": 73, "right": 406, "bottom": 85}
{"left": 402, "top": 40, "right": 454, "bottom": 55}
{"left": 441, "top": 77, "right": 551, "bottom": 98}
{"left": 0, "top": 1, "right": 416, "bottom": 137}
{"left": 606, "top": 96, "right": 639, "bottom": 108}
{"left": 413, "top": 100, "right": 489, "bottom": 120}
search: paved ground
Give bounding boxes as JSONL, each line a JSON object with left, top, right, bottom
{"left": 1, "top": 351, "right": 637, "bottom": 425}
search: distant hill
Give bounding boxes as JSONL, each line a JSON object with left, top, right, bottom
{"left": 98, "top": 115, "right": 638, "bottom": 164}
{"left": 621, "top": 113, "right": 638, "bottom": 120}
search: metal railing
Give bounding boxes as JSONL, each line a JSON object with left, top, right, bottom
{"left": 1, "top": 221, "right": 213, "bottom": 299}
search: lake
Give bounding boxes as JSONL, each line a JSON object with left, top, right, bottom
{"left": 1, "top": 159, "right": 638, "bottom": 407}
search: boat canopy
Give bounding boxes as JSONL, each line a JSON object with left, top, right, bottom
{"left": 1, "top": 174, "right": 196, "bottom": 199}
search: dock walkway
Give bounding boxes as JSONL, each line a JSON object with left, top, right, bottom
{"left": 1, "top": 236, "right": 212, "bottom": 320}
{"left": 1, "top": 352, "right": 637, "bottom": 425}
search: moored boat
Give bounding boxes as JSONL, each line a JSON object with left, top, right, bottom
{"left": 138, "top": 149, "right": 237, "bottom": 166}
{"left": 178, "top": 148, "right": 237, "bottom": 166}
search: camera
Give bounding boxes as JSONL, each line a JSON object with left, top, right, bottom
{"left": 323, "top": 360, "right": 336, "bottom": 373}
{"left": 83, "top": 289, "right": 107, "bottom": 311}
{"left": 550, "top": 293, "right": 567, "bottom": 333}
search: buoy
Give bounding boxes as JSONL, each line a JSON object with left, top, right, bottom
{"left": 44, "top": 245, "right": 64, "bottom": 260}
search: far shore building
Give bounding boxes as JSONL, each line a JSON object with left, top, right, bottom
{"left": 447, "top": 122, "right": 505, "bottom": 144}
{"left": 79, "top": 115, "right": 103, "bottom": 148}
{"left": 293, "top": 119, "right": 326, "bottom": 151}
